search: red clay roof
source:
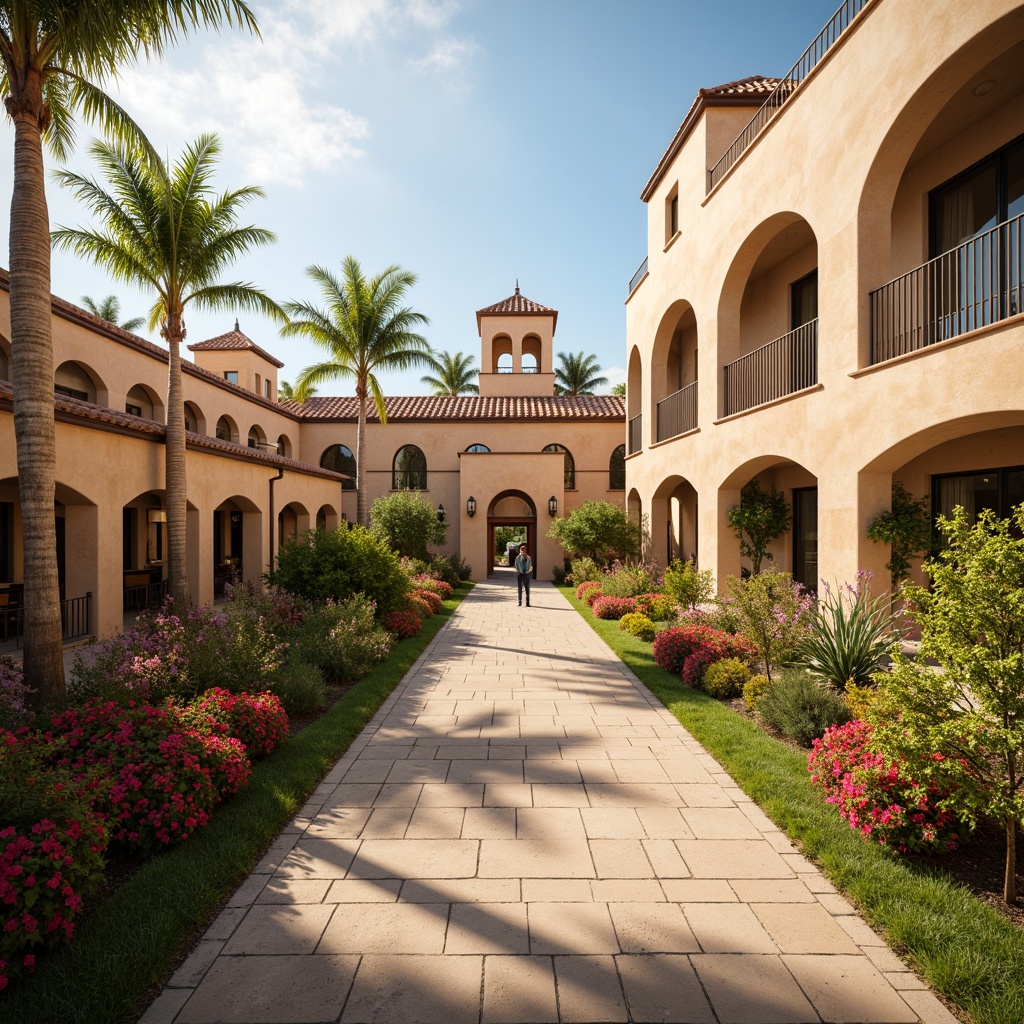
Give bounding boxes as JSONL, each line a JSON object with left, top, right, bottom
{"left": 641, "top": 76, "right": 783, "bottom": 201}
{"left": 187, "top": 322, "right": 285, "bottom": 368}
{"left": 476, "top": 286, "right": 558, "bottom": 333}
{"left": 285, "top": 394, "right": 624, "bottom": 422}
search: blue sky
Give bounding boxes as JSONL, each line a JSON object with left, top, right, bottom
{"left": 1, "top": 0, "right": 836, "bottom": 395}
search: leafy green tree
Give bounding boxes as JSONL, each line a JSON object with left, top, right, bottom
{"left": 728, "top": 479, "right": 792, "bottom": 574}
{"left": 663, "top": 558, "right": 714, "bottom": 610}
{"left": 369, "top": 490, "right": 448, "bottom": 559}
{"left": 0, "top": 0, "right": 257, "bottom": 698}
{"left": 81, "top": 294, "right": 144, "bottom": 332}
{"left": 727, "top": 571, "right": 814, "bottom": 681}
{"left": 285, "top": 258, "right": 431, "bottom": 527}
{"left": 548, "top": 499, "right": 640, "bottom": 564}
{"left": 54, "top": 134, "right": 282, "bottom": 609}
{"left": 278, "top": 379, "right": 316, "bottom": 403}
{"left": 554, "top": 351, "right": 608, "bottom": 396}
{"left": 873, "top": 506, "right": 1024, "bottom": 903}
{"left": 611, "top": 382, "right": 626, "bottom": 397}
{"left": 421, "top": 350, "right": 478, "bottom": 395}
{"left": 867, "top": 481, "right": 933, "bottom": 587}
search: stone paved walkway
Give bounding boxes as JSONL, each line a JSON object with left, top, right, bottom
{"left": 144, "top": 574, "right": 957, "bottom": 1024}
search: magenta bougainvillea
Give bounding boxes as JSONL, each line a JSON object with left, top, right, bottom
{"left": 653, "top": 624, "right": 755, "bottom": 684}
{"left": 414, "top": 576, "right": 453, "bottom": 600}
{"left": 383, "top": 608, "right": 423, "bottom": 640}
{"left": 182, "top": 688, "right": 288, "bottom": 759}
{"left": 591, "top": 596, "right": 637, "bottom": 620}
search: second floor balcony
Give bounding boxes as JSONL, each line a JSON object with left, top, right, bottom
{"left": 628, "top": 414, "right": 643, "bottom": 455}
{"left": 723, "top": 319, "right": 818, "bottom": 417}
{"left": 656, "top": 381, "right": 697, "bottom": 442}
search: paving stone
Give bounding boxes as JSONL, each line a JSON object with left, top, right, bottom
{"left": 305, "top": 806, "right": 373, "bottom": 839}
{"left": 591, "top": 878, "right": 665, "bottom": 902}
{"left": 782, "top": 954, "right": 918, "bottom": 1022}
{"left": 360, "top": 806, "right": 414, "bottom": 838}
{"left": 324, "top": 878, "right": 402, "bottom": 903}
{"left": 835, "top": 913, "right": 888, "bottom": 946}
{"left": 386, "top": 758, "right": 451, "bottom": 783}
{"left": 405, "top": 806, "right": 465, "bottom": 838}
{"left": 418, "top": 782, "right": 485, "bottom": 806}
{"left": 553, "top": 954, "right": 628, "bottom": 1022}
{"left": 521, "top": 878, "right": 593, "bottom": 902}
{"left": 201, "top": 906, "right": 247, "bottom": 941}
{"left": 462, "top": 807, "right": 517, "bottom": 838}
{"left": 226, "top": 873, "right": 270, "bottom": 907}
{"left": 691, "top": 953, "right": 818, "bottom": 1024}
{"left": 636, "top": 806, "right": 695, "bottom": 839}
{"left": 139, "top": 987, "right": 192, "bottom": 1024}
{"left": 588, "top": 783, "right": 686, "bottom": 807}
{"left": 318, "top": 901, "right": 449, "bottom": 954}
{"left": 609, "top": 902, "right": 699, "bottom": 953}
{"left": 256, "top": 878, "right": 331, "bottom": 904}
{"left": 680, "top": 807, "right": 764, "bottom": 839}
{"left": 752, "top": 901, "right": 861, "bottom": 954}
{"left": 273, "top": 839, "right": 360, "bottom": 880}
{"left": 529, "top": 901, "right": 619, "bottom": 954}
{"left": 674, "top": 839, "right": 794, "bottom": 878}
{"left": 481, "top": 955, "right": 559, "bottom": 1023}
{"left": 222, "top": 904, "right": 335, "bottom": 955}
{"left": 898, "top": 989, "right": 961, "bottom": 1023}
{"left": 581, "top": 807, "right": 647, "bottom": 839}
{"left": 590, "top": 838, "right": 655, "bottom": 878}
{"left": 479, "top": 839, "right": 594, "bottom": 877}
{"left": 517, "top": 806, "right": 586, "bottom": 840}
{"left": 445, "top": 901, "right": 530, "bottom": 953}
{"left": 616, "top": 954, "right": 716, "bottom": 1023}
{"left": 347, "top": 838, "right": 479, "bottom": 878}
{"left": 660, "top": 879, "right": 737, "bottom": 902}
{"left": 166, "top": 940, "right": 224, "bottom": 989}
{"left": 730, "top": 879, "right": 816, "bottom": 903}
{"left": 532, "top": 783, "right": 591, "bottom": 806}
{"left": 683, "top": 903, "right": 778, "bottom": 953}
{"left": 642, "top": 839, "right": 692, "bottom": 877}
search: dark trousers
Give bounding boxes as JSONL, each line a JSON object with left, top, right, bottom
{"left": 517, "top": 573, "right": 531, "bottom": 605}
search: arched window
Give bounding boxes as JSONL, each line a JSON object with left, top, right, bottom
{"left": 393, "top": 444, "right": 427, "bottom": 490}
{"left": 184, "top": 402, "right": 202, "bottom": 434}
{"left": 215, "top": 416, "right": 234, "bottom": 442}
{"left": 543, "top": 443, "right": 575, "bottom": 490}
{"left": 609, "top": 444, "right": 626, "bottom": 490}
{"left": 277, "top": 434, "right": 292, "bottom": 458}
{"left": 320, "top": 444, "right": 356, "bottom": 490}
{"left": 466, "top": 443, "right": 490, "bottom": 453}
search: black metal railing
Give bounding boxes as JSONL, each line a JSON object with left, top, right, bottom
{"left": 628, "top": 414, "right": 643, "bottom": 455}
{"left": 8, "top": 592, "right": 91, "bottom": 649}
{"left": 628, "top": 257, "right": 649, "bottom": 296}
{"left": 723, "top": 320, "right": 817, "bottom": 416}
{"left": 123, "top": 579, "right": 169, "bottom": 613}
{"left": 707, "top": 0, "right": 868, "bottom": 192}
{"left": 656, "top": 381, "right": 698, "bottom": 441}
{"left": 870, "top": 213, "right": 1023, "bottom": 364}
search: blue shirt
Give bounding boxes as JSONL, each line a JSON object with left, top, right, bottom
{"left": 515, "top": 554, "right": 532, "bottom": 574}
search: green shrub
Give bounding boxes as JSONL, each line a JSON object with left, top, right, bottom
{"left": 703, "top": 599, "right": 743, "bottom": 634}
{"left": 369, "top": 490, "right": 448, "bottom": 559}
{"left": 844, "top": 679, "right": 882, "bottom": 721}
{"left": 743, "top": 674, "right": 772, "bottom": 712}
{"left": 569, "top": 557, "right": 603, "bottom": 584}
{"left": 601, "top": 563, "right": 657, "bottom": 598}
{"left": 549, "top": 500, "right": 641, "bottom": 563}
{"left": 429, "top": 554, "right": 469, "bottom": 586}
{"left": 757, "top": 669, "right": 852, "bottom": 747}
{"left": 618, "top": 613, "right": 656, "bottom": 642}
{"left": 701, "top": 657, "right": 750, "bottom": 699}
{"left": 551, "top": 563, "right": 567, "bottom": 584}
{"left": 644, "top": 594, "right": 676, "bottom": 622}
{"left": 663, "top": 559, "right": 714, "bottom": 610}
{"left": 727, "top": 571, "right": 814, "bottom": 681}
{"left": 292, "top": 596, "right": 393, "bottom": 683}
{"left": 268, "top": 525, "right": 409, "bottom": 614}
{"left": 266, "top": 658, "right": 326, "bottom": 716}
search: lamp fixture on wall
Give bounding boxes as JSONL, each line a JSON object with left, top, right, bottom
{"left": 437, "top": 503, "right": 446, "bottom": 523}
{"left": 548, "top": 495, "right": 558, "bottom": 517}
{"left": 466, "top": 496, "right": 476, "bottom": 517}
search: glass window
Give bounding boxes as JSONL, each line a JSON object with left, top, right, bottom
{"left": 54, "top": 384, "right": 88, "bottom": 401}
{"left": 670, "top": 193, "right": 679, "bottom": 236}
{"left": 609, "top": 444, "right": 626, "bottom": 490}
{"left": 224, "top": 371, "right": 238, "bottom": 384}
{"left": 543, "top": 443, "right": 575, "bottom": 490}
{"left": 791, "top": 270, "right": 818, "bottom": 329}
{"left": 932, "top": 466, "right": 1024, "bottom": 544}
{"left": 393, "top": 445, "right": 427, "bottom": 490}
{"left": 320, "top": 444, "right": 356, "bottom": 490}
{"left": 793, "top": 487, "right": 818, "bottom": 592}
{"left": 125, "top": 403, "right": 143, "bottom": 417}
{"left": 215, "top": 417, "right": 232, "bottom": 442}
{"left": 247, "top": 429, "right": 260, "bottom": 449}
{"left": 466, "top": 444, "right": 490, "bottom": 453}
{"left": 184, "top": 404, "right": 198, "bottom": 433}
{"left": 264, "top": 380, "right": 271, "bottom": 399}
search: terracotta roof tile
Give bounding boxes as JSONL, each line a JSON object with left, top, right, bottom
{"left": 187, "top": 321, "right": 285, "bottom": 368}
{"left": 476, "top": 285, "right": 558, "bottom": 333}
{"left": 284, "top": 394, "right": 625, "bottom": 422}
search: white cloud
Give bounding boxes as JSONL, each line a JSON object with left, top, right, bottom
{"left": 604, "top": 365, "right": 626, "bottom": 392}
{"left": 411, "top": 36, "right": 480, "bottom": 75}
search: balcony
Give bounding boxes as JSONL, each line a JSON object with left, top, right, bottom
{"left": 707, "top": 0, "right": 868, "bottom": 192}
{"left": 656, "top": 381, "right": 698, "bottom": 442}
{"left": 870, "top": 213, "right": 1023, "bottom": 364}
{"left": 628, "top": 257, "right": 648, "bottom": 297}
{"left": 723, "top": 319, "right": 817, "bottom": 416}
{"left": 628, "top": 414, "right": 643, "bottom": 455}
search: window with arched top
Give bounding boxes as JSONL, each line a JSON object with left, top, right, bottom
{"left": 215, "top": 416, "right": 234, "bottom": 442}
{"left": 465, "top": 443, "right": 490, "bottom": 454}
{"left": 320, "top": 444, "right": 356, "bottom": 490}
{"left": 609, "top": 444, "right": 626, "bottom": 490}
{"left": 393, "top": 444, "right": 427, "bottom": 490}
{"left": 277, "top": 434, "right": 292, "bottom": 459}
{"left": 543, "top": 443, "right": 575, "bottom": 490}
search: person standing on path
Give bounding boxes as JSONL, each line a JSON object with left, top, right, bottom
{"left": 515, "top": 544, "right": 532, "bottom": 607}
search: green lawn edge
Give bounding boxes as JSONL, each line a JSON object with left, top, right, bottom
{"left": 557, "top": 584, "right": 1024, "bottom": 1024}
{"left": 0, "top": 584, "right": 473, "bottom": 1024}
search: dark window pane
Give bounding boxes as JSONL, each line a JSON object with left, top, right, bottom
{"left": 1008, "top": 139, "right": 1024, "bottom": 220}
{"left": 320, "top": 444, "right": 356, "bottom": 490}
{"left": 393, "top": 445, "right": 427, "bottom": 490}
{"left": 793, "top": 487, "right": 818, "bottom": 591}
{"left": 932, "top": 160, "right": 998, "bottom": 256}
{"left": 935, "top": 472, "right": 1000, "bottom": 524}
{"left": 791, "top": 271, "right": 818, "bottom": 329}
{"left": 609, "top": 444, "right": 626, "bottom": 490}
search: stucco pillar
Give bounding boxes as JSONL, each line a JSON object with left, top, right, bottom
{"left": 650, "top": 494, "right": 671, "bottom": 569}
{"left": 713, "top": 485, "right": 741, "bottom": 592}
{"left": 63, "top": 503, "right": 115, "bottom": 636}
{"left": 243, "top": 511, "right": 264, "bottom": 583}
{"left": 188, "top": 505, "right": 211, "bottom": 609}
{"left": 816, "top": 469, "right": 891, "bottom": 592}
{"left": 512, "top": 332, "right": 523, "bottom": 374}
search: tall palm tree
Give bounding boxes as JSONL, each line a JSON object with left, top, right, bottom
{"left": 81, "top": 293, "right": 145, "bottom": 332}
{"left": 0, "top": 1, "right": 257, "bottom": 698}
{"left": 421, "top": 350, "right": 479, "bottom": 396}
{"left": 285, "top": 258, "right": 431, "bottom": 527}
{"left": 53, "top": 133, "right": 282, "bottom": 610}
{"left": 278, "top": 379, "right": 317, "bottom": 403}
{"left": 555, "top": 351, "right": 609, "bottom": 396}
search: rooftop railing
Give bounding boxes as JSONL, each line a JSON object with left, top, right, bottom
{"left": 628, "top": 257, "right": 649, "bottom": 297}
{"left": 723, "top": 320, "right": 817, "bottom": 416}
{"left": 870, "top": 213, "right": 1023, "bottom": 364}
{"left": 656, "top": 381, "right": 698, "bottom": 442}
{"left": 707, "top": 0, "right": 868, "bottom": 192}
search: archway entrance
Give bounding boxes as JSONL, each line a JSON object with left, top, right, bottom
{"left": 487, "top": 491, "right": 537, "bottom": 578}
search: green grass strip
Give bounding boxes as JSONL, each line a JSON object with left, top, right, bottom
{"left": 0, "top": 585, "right": 472, "bottom": 1024}
{"left": 558, "top": 584, "right": 1024, "bottom": 1024}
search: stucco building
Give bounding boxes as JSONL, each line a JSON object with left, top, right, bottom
{"left": 624, "top": 0, "right": 1024, "bottom": 593}
{"left": 0, "top": 279, "right": 624, "bottom": 645}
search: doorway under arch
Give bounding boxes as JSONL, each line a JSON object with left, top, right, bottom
{"left": 487, "top": 490, "right": 537, "bottom": 579}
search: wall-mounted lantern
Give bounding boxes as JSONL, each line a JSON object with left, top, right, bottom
{"left": 548, "top": 495, "right": 558, "bottom": 517}
{"left": 466, "top": 496, "right": 477, "bottom": 518}
{"left": 437, "top": 503, "right": 446, "bottom": 523}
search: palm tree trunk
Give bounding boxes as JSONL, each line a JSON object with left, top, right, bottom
{"left": 7, "top": 89, "right": 65, "bottom": 700}
{"left": 356, "top": 380, "right": 368, "bottom": 527}
{"left": 163, "top": 318, "right": 190, "bottom": 608}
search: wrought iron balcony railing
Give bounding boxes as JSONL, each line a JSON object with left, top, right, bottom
{"left": 628, "top": 414, "right": 643, "bottom": 455}
{"left": 870, "top": 212, "right": 1023, "bottom": 364}
{"left": 628, "top": 257, "right": 648, "bottom": 296}
{"left": 723, "top": 320, "right": 817, "bottom": 416}
{"left": 656, "top": 381, "right": 698, "bottom": 442}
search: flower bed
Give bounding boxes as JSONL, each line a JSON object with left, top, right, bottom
{"left": 179, "top": 688, "right": 289, "bottom": 759}
{"left": 383, "top": 608, "right": 423, "bottom": 639}
{"left": 591, "top": 596, "right": 636, "bottom": 620}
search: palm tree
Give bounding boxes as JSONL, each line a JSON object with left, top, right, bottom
{"left": 421, "top": 350, "right": 479, "bottom": 395}
{"left": 81, "top": 294, "right": 145, "bottom": 332}
{"left": 555, "top": 351, "right": 609, "bottom": 396}
{"left": 0, "top": 1, "right": 257, "bottom": 698}
{"left": 278, "top": 379, "right": 317, "bottom": 403}
{"left": 53, "top": 133, "right": 282, "bottom": 610}
{"left": 285, "top": 258, "right": 431, "bottom": 527}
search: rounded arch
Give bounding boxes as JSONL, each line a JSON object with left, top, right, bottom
{"left": 393, "top": 444, "right": 427, "bottom": 490}
{"left": 492, "top": 333, "right": 513, "bottom": 373}
{"left": 488, "top": 489, "right": 537, "bottom": 518}
{"left": 542, "top": 443, "right": 575, "bottom": 490}
{"left": 215, "top": 414, "right": 239, "bottom": 444}
{"left": 522, "top": 334, "right": 541, "bottom": 373}
{"left": 465, "top": 443, "right": 490, "bottom": 454}
{"left": 626, "top": 344, "right": 642, "bottom": 421}
{"left": 0, "top": 332, "right": 10, "bottom": 381}
{"left": 247, "top": 423, "right": 268, "bottom": 450}
{"left": 276, "top": 433, "right": 293, "bottom": 459}
{"left": 125, "top": 382, "right": 164, "bottom": 422}
{"left": 609, "top": 443, "right": 626, "bottom": 491}
{"left": 213, "top": 494, "right": 262, "bottom": 591}
{"left": 315, "top": 503, "right": 339, "bottom": 531}
{"left": 652, "top": 473, "right": 699, "bottom": 567}
{"left": 184, "top": 401, "right": 205, "bottom": 435}
{"left": 54, "top": 359, "right": 106, "bottom": 405}
{"left": 277, "top": 499, "right": 311, "bottom": 548}
{"left": 650, "top": 299, "right": 699, "bottom": 440}
{"left": 320, "top": 444, "right": 356, "bottom": 490}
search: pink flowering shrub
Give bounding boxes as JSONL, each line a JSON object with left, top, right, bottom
{"left": 383, "top": 608, "right": 422, "bottom": 640}
{"left": 414, "top": 589, "right": 443, "bottom": 616}
{"left": 414, "top": 576, "right": 453, "bottom": 601}
{"left": 585, "top": 589, "right": 605, "bottom": 607}
{"left": 808, "top": 720, "right": 961, "bottom": 854}
{"left": 181, "top": 688, "right": 289, "bottom": 759}
{"left": 0, "top": 661, "right": 34, "bottom": 732}
{"left": 591, "top": 596, "right": 637, "bottom": 620}
{"left": 576, "top": 581, "right": 603, "bottom": 602}
{"left": 653, "top": 624, "right": 755, "bottom": 682}
{"left": 407, "top": 594, "right": 434, "bottom": 620}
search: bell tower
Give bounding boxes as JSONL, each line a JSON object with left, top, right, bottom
{"left": 476, "top": 284, "right": 558, "bottom": 397}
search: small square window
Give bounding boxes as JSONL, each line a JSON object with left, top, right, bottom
{"left": 125, "top": 403, "right": 143, "bottom": 417}
{"left": 224, "top": 371, "right": 238, "bottom": 384}
{"left": 264, "top": 380, "right": 271, "bottom": 399}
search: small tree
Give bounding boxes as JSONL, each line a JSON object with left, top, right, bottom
{"left": 548, "top": 500, "right": 640, "bottom": 564}
{"left": 663, "top": 559, "right": 714, "bottom": 610}
{"left": 611, "top": 382, "right": 626, "bottom": 398}
{"left": 726, "top": 571, "right": 814, "bottom": 682}
{"left": 369, "top": 491, "right": 448, "bottom": 559}
{"left": 873, "top": 506, "right": 1024, "bottom": 903}
{"left": 728, "top": 479, "right": 791, "bottom": 574}
{"left": 867, "top": 481, "right": 933, "bottom": 587}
